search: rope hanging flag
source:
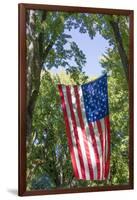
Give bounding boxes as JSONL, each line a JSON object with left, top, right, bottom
{"left": 58, "top": 74, "right": 110, "bottom": 180}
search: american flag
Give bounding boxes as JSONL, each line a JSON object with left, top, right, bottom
{"left": 58, "top": 74, "right": 110, "bottom": 180}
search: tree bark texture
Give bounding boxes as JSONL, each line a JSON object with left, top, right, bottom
{"left": 26, "top": 10, "right": 53, "bottom": 137}
{"left": 109, "top": 18, "right": 129, "bottom": 82}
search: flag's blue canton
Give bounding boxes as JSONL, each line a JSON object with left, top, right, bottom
{"left": 82, "top": 74, "right": 109, "bottom": 123}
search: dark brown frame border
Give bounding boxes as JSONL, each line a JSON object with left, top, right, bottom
{"left": 18, "top": 3, "right": 134, "bottom": 196}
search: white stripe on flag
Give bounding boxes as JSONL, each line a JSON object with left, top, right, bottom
{"left": 100, "top": 118, "right": 106, "bottom": 180}
{"left": 105, "top": 119, "right": 108, "bottom": 166}
{"left": 78, "top": 86, "right": 98, "bottom": 179}
{"left": 92, "top": 121, "right": 103, "bottom": 180}
{"left": 60, "top": 85, "right": 110, "bottom": 180}
{"left": 70, "top": 86, "right": 90, "bottom": 180}
{"left": 62, "top": 86, "right": 82, "bottom": 179}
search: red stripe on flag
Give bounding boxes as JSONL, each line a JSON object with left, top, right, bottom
{"left": 74, "top": 86, "right": 94, "bottom": 180}
{"left": 104, "top": 118, "right": 106, "bottom": 180}
{"left": 58, "top": 85, "right": 79, "bottom": 179}
{"left": 105, "top": 115, "right": 111, "bottom": 178}
{"left": 66, "top": 86, "right": 86, "bottom": 179}
{"left": 88, "top": 123, "right": 101, "bottom": 180}
{"left": 104, "top": 116, "right": 107, "bottom": 179}
{"left": 96, "top": 120, "right": 104, "bottom": 179}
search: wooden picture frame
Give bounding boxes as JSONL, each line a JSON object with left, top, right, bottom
{"left": 18, "top": 3, "right": 134, "bottom": 196}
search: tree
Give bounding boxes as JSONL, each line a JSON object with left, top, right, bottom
{"left": 64, "top": 14, "right": 129, "bottom": 80}
{"left": 26, "top": 10, "right": 87, "bottom": 137}
{"left": 27, "top": 71, "right": 89, "bottom": 189}
{"left": 27, "top": 68, "right": 129, "bottom": 189}
{"left": 26, "top": 11, "right": 129, "bottom": 189}
{"left": 98, "top": 15, "right": 129, "bottom": 184}
{"left": 26, "top": 11, "right": 129, "bottom": 138}
{"left": 100, "top": 48, "right": 129, "bottom": 185}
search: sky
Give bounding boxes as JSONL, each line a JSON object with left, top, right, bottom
{"left": 50, "top": 28, "right": 110, "bottom": 77}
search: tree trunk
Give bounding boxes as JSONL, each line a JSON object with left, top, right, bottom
{"left": 109, "top": 18, "right": 129, "bottom": 82}
{"left": 26, "top": 10, "right": 54, "bottom": 138}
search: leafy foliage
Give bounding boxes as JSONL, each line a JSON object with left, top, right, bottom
{"left": 27, "top": 70, "right": 129, "bottom": 189}
{"left": 26, "top": 11, "right": 129, "bottom": 190}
